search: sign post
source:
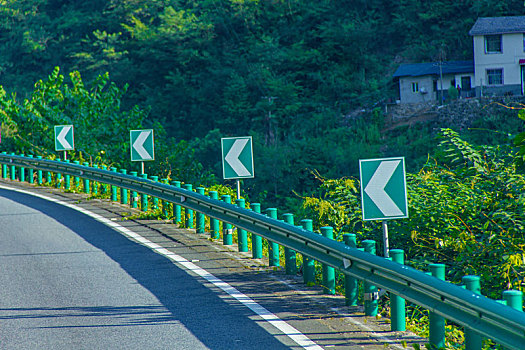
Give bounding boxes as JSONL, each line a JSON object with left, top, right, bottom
{"left": 54, "top": 125, "right": 74, "bottom": 160}
{"left": 359, "top": 157, "right": 408, "bottom": 257}
{"left": 221, "top": 136, "right": 254, "bottom": 199}
{"left": 130, "top": 129, "right": 155, "bottom": 173}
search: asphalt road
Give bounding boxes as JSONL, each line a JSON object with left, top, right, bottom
{"left": 0, "top": 188, "right": 300, "bottom": 349}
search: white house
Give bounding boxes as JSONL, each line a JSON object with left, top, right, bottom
{"left": 469, "top": 16, "right": 525, "bottom": 97}
{"left": 393, "top": 61, "right": 474, "bottom": 104}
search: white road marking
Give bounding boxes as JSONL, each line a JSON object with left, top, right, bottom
{"left": 0, "top": 184, "right": 323, "bottom": 350}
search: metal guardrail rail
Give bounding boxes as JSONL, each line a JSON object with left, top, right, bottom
{"left": 1, "top": 154, "right": 524, "bottom": 349}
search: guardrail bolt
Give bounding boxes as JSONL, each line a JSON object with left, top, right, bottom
{"left": 120, "top": 169, "right": 128, "bottom": 204}
{"left": 208, "top": 191, "right": 220, "bottom": 239}
{"left": 462, "top": 275, "right": 482, "bottom": 349}
{"left": 265, "top": 208, "right": 280, "bottom": 267}
{"left": 429, "top": 263, "right": 446, "bottom": 349}
{"left": 390, "top": 249, "right": 406, "bottom": 331}
{"left": 235, "top": 198, "right": 248, "bottom": 251}
{"left": 196, "top": 187, "right": 206, "bottom": 234}
{"left": 282, "top": 213, "right": 297, "bottom": 275}
{"left": 321, "top": 226, "right": 336, "bottom": 295}
{"left": 362, "top": 240, "right": 378, "bottom": 316}
{"left": 343, "top": 234, "right": 358, "bottom": 306}
{"left": 250, "top": 203, "right": 263, "bottom": 259}
{"left": 221, "top": 195, "right": 232, "bottom": 245}
{"left": 171, "top": 181, "right": 182, "bottom": 224}
{"left": 300, "top": 219, "right": 316, "bottom": 286}
{"left": 130, "top": 171, "right": 138, "bottom": 208}
{"left": 183, "top": 184, "right": 193, "bottom": 228}
{"left": 27, "top": 155, "right": 34, "bottom": 184}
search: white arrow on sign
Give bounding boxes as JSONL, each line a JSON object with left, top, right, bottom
{"left": 57, "top": 126, "right": 72, "bottom": 149}
{"left": 225, "top": 138, "right": 250, "bottom": 177}
{"left": 133, "top": 131, "right": 153, "bottom": 160}
{"left": 364, "top": 160, "right": 403, "bottom": 217}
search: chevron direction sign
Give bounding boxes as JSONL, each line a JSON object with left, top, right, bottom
{"left": 54, "top": 125, "right": 74, "bottom": 151}
{"left": 359, "top": 157, "right": 408, "bottom": 221}
{"left": 130, "top": 129, "right": 154, "bottom": 161}
{"left": 221, "top": 136, "right": 254, "bottom": 180}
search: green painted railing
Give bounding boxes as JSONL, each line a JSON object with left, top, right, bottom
{"left": 0, "top": 153, "right": 524, "bottom": 349}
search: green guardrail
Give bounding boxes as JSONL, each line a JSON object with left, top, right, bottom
{"left": 0, "top": 153, "right": 524, "bottom": 349}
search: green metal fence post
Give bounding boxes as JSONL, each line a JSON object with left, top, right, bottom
{"left": 196, "top": 187, "right": 206, "bottom": 234}
{"left": 92, "top": 164, "right": 99, "bottom": 194}
{"left": 73, "top": 161, "right": 80, "bottom": 189}
{"left": 46, "top": 167, "right": 52, "bottom": 184}
{"left": 10, "top": 153, "right": 16, "bottom": 181}
{"left": 250, "top": 203, "right": 263, "bottom": 259}
{"left": 390, "top": 249, "right": 406, "bottom": 331}
{"left": 301, "top": 219, "right": 316, "bottom": 286}
{"left": 343, "top": 233, "right": 358, "bottom": 306}
{"left": 462, "top": 275, "right": 482, "bottom": 350}
{"left": 82, "top": 162, "right": 90, "bottom": 193}
{"left": 235, "top": 198, "right": 248, "bottom": 251}
{"left": 222, "top": 195, "right": 232, "bottom": 245}
{"left": 503, "top": 290, "right": 523, "bottom": 310}
{"left": 120, "top": 169, "right": 128, "bottom": 204}
{"left": 320, "top": 226, "right": 336, "bottom": 294}
{"left": 140, "top": 173, "right": 148, "bottom": 211}
{"left": 282, "top": 213, "right": 297, "bottom": 275}
{"left": 19, "top": 154, "right": 25, "bottom": 182}
{"left": 36, "top": 156, "right": 43, "bottom": 185}
{"left": 265, "top": 208, "right": 280, "bottom": 267}
{"left": 28, "top": 155, "right": 34, "bottom": 184}
{"left": 429, "top": 263, "right": 446, "bottom": 349}
{"left": 55, "top": 159, "right": 62, "bottom": 188}
{"left": 209, "top": 191, "right": 220, "bottom": 239}
{"left": 64, "top": 160, "right": 71, "bottom": 190}
{"left": 161, "top": 179, "right": 169, "bottom": 218}
{"left": 100, "top": 165, "right": 108, "bottom": 195}
{"left": 150, "top": 176, "right": 159, "bottom": 209}
{"left": 130, "top": 171, "right": 138, "bottom": 208}
{"left": 110, "top": 167, "right": 118, "bottom": 201}
{"left": 172, "top": 181, "right": 181, "bottom": 224}
{"left": 2, "top": 152, "right": 7, "bottom": 179}
{"left": 183, "top": 184, "right": 193, "bottom": 228}
{"left": 363, "top": 240, "right": 378, "bottom": 316}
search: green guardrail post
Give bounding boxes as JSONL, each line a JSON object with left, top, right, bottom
{"left": 209, "top": 191, "right": 220, "bottom": 239}
{"left": 161, "top": 179, "right": 169, "bottom": 218}
{"left": 10, "top": 153, "right": 16, "bottom": 181}
{"left": 265, "top": 208, "right": 280, "bottom": 267}
{"left": 363, "top": 240, "right": 378, "bottom": 316}
{"left": 100, "top": 165, "right": 108, "bottom": 195}
{"left": 390, "top": 249, "right": 406, "bottom": 331}
{"left": 429, "top": 263, "right": 446, "bottom": 349}
{"left": 140, "top": 173, "right": 148, "bottom": 211}
{"left": 196, "top": 187, "right": 206, "bottom": 234}
{"left": 73, "top": 161, "right": 80, "bottom": 189}
{"left": 64, "top": 160, "right": 71, "bottom": 190}
{"left": 150, "top": 176, "right": 159, "bottom": 209}
{"left": 120, "top": 169, "right": 128, "bottom": 204}
{"left": 110, "top": 167, "right": 118, "bottom": 201}
{"left": 321, "top": 226, "right": 336, "bottom": 295}
{"left": 250, "top": 203, "right": 263, "bottom": 259}
{"left": 183, "top": 184, "right": 193, "bottom": 228}
{"left": 27, "top": 155, "right": 34, "bottom": 184}
{"left": 222, "top": 195, "right": 232, "bottom": 245}
{"left": 282, "top": 213, "right": 297, "bottom": 275}
{"left": 55, "top": 159, "right": 62, "bottom": 189}
{"left": 92, "top": 164, "right": 99, "bottom": 194}
{"left": 172, "top": 181, "right": 181, "bottom": 224}
{"left": 343, "top": 234, "right": 358, "bottom": 306}
{"left": 235, "top": 198, "right": 248, "bottom": 252}
{"left": 19, "top": 154, "right": 25, "bottom": 182}
{"left": 503, "top": 289, "right": 523, "bottom": 350}
{"left": 301, "top": 219, "right": 316, "bottom": 286}
{"left": 1, "top": 152, "right": 7, "bottom": 179}
{"left": 82, "top": 162, "right": 91, "bottom": 193}
{"left": 46, "top": 167, "right": 52, "bottom": 184}
{"left": 130, "top": 171, "right": 138, "bottom": 208}
{"left": 462, "top": 275, "right": 482, "bottom": 350}
{"left": 36, "top": 156, "right": 43, "bottom": 185}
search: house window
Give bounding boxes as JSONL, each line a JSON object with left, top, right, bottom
{"left": 486, "top": 68, "right": 503, "bottom": 85}
{"left": 412, "top": 82, "right": 419, "bottom": 92}
{"left": 485, "top": 34, "right": 502, "bottom": 53}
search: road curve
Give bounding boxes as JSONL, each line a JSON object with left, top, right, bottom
{"left": 0, "top": 188, "right": 308, "bottom": 349}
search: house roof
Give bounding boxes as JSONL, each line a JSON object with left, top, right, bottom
{"left": 469, "top": 16, "right": 525, "bottom": 35}
{"left": 392, "top": 60, "right": 474, "bottom": 78}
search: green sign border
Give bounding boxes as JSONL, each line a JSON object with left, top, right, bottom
{"left": 54, "top": 125, "right": 74, "bottom": 151}
{"left": 221, "top": 136, "right": 254, "bottom": 180}
{"left": 130, "top": 129, "right": 155, "bottom": 162}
